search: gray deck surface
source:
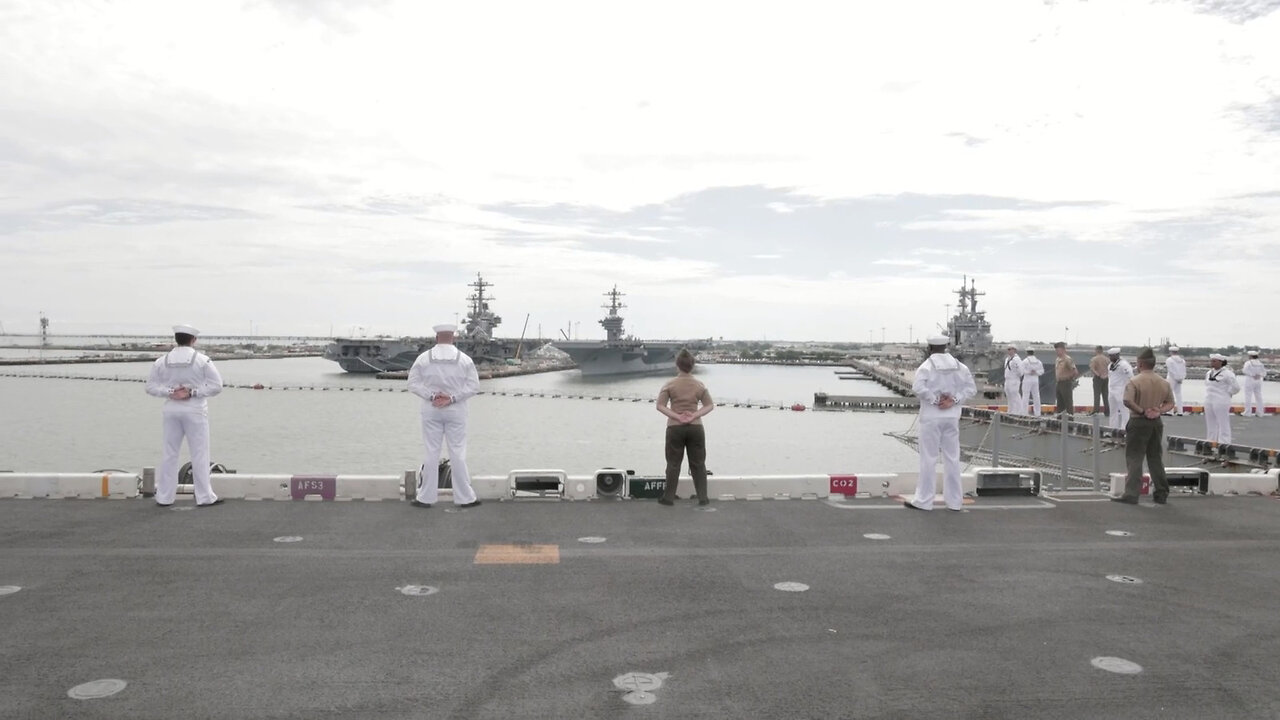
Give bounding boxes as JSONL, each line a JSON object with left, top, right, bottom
{"left": 3, "top": 492, "right": 1279, "bottom": 719}
{"left": 1162, "top": 413, "right": 1280, "bottom": 450}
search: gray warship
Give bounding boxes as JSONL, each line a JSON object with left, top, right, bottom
{"left": 552, "top": 286, "right": 687, "bottom": 377}
{"left": 942, "top": 276, "right": 1088, "bottom": 398}
{"left": 323, "top": 273, "right": 523, "bottom": 373}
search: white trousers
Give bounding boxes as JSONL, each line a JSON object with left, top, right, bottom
{"left": 1021, "top": 379, "right": 1041, "bottom": 416}
{"left": 416, "top": 404, "right": 477, "bottom": 505}
{"left": 912, "top": 417, "right": 964, "bottom": 511}
{"left": 1243, "top": 379, "right": 1264, "bottom": 417}
{"left": 1004, "top": 381, "right": 1024, "bottom": 414}
{"left": 1170, "top": 380, "right": 1184, "bottom": 415}
{"left": 1108, "top": 390, "right": 1129, "bottom": 429}
{"left": 1204, "top": 399, "right": 1232, "bottom": 444}
{"left": 158, "top": 411, "right": 217, "bottom": 505}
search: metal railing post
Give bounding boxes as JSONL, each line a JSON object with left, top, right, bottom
{"left": 991, "top": 412, "right": 1000, "bottom": 467}
{"left": 1060, "top": 416, "right": 1070, "bottom": 491}
{"left": 1091, "top": 414, "right": 1102, "bottom": 491}
{"left": 403, "top": 469, "right": 416, "bottom": 502}
{"left": 141, "top": 466, "right": 156, "bottom": 498}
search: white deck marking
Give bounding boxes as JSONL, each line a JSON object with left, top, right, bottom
{"left": 1091, "top": 656, "right": 1143, "bottom": 674}
{"left": 68, "top": 679, "right": 127, "bottom": 699}
{"left": 774, "top": 582, "right": 810, "bottom": 592}
{"left": 397, "top": 585, "right": 438, "bottom": 596}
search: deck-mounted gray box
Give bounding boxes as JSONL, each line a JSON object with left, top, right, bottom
{"left": 974, "top": 467, "right": 1041, "bottom": 496}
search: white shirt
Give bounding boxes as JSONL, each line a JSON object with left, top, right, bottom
{"left": 1165, "top": 354, "right": 1186, "bottom": 382}
{"left": 913, "top": 352, "right": 977, "bottom": 420}
{"left": 1003, "top": 355, "right": 1023, "bottom": 385}
{"left": 1204, "top": 366, "right": 1239, "bottom": 402}
{"left": 145, "top": 346, "right": 223, "bottom": 414}
{"left": 1107, "top": 358, "right": 1134, "bottom": 394}
{"left": 1021, "top": 356, "right": 1044, "bottom": 378}
{"left": 407, "top": 344, "right": 480, "bottom": 407}
{"left": 1242, "top": 358, "right": 1266, "bottom": 381}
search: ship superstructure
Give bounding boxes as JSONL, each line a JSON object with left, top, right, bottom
{"left": 939, "top": 276, "right": 1088, "bottom": 396}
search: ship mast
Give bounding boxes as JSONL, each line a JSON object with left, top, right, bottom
{"left": 464, "top": 272, "right": 501, "bottom": 336}
{"left": 599, "top": 286, "right": 626, "bottom": 343}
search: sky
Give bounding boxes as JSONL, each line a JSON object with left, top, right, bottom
{"left": 1, "top": 0, "right": 1278, "bottom": 346}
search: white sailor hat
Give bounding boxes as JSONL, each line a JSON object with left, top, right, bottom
{"left": 1168, "top": 346, "right": 1179, "bottom": 352}
{"left": 926, "top": 334, "right": 950, "bottom": 345}
{"left": 1107, "top": 347, "right": 1121, "bottom": 355}
{"left": 432, "top": 323, "right": 457, "bottom": 334}
{"left": 1025, "top": 347, "right": 1036, "bottom": 353}
{"left": 1210, "top": 353, "right": 1227, "bottom": 361}
{"left": 173, "top": 324, "right": 200, "bottom": 336}
{"left": 1248, "top": 350, "right": 1259, "bottom": 356}
{"left": 1006, "top": 344, "right": 1017, "bottom": 350}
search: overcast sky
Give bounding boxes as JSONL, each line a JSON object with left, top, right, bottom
{"left": 2, "top": 0, "right": 1278, "bottom": 346}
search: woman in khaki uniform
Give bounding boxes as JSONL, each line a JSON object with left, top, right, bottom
{"left": 655, "top": 349, "right": 715, "bottom": 506}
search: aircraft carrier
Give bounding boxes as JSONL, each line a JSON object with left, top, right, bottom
{"left": 322, "top": 273, "right": 527, "bottom": 373}
{"left": 551, "top": 286, "right": 690, "bottom": 377}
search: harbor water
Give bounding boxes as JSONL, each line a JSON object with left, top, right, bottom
{"left": 0, "top": 358, "right": 920, "bottom": 477}
{"left": 4, "top": 356, "right": 1277, "bottom": 478}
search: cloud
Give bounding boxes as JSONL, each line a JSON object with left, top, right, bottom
{"left": 1188, "top": 0, "right": 1280, "bottom": 23}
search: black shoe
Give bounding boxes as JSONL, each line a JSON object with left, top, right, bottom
{"left": 409, "top": 500, "right": 432, "bottom": 508}
{"left": 197, "top": 498, "right": 225, "bottom": 508}
{"left": 459, "top": 500, "right": 482, "bottom": 509}
{"left": 903, "top": 500, "right": 926, "bottom": 510}
{"left": 698, "top": 499, "right": 710, "bottom": 506}
{"left": 1153, "top": 497, "right": 1168, "bottom": 505}
{"left": 657, "top": 498, "right": 674, "bottom": 506}
{"left": 1110, "top": 497, "right": 1138, "bottom": 505}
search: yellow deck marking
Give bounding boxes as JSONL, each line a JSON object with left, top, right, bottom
{"left": 101, "top": 474, "right": 109, "bottom": 497}
{"left": 473, "top": 544, "right": 560, "bottom": 565}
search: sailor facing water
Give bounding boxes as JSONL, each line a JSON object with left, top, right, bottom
{"left": 1106, "top": 348, "right": 1134, "bottom": 431}
{"left": 407, "top": 323, "right": 481, "bottom": 509}
{"left": 1241, "top": 350, "right": 1266, "bottom": 417}
{"left": 1002, "top": 346, "right": 1025, "bottom": 415}
{"left": 1204, "top": 353, "right": 1240, "bottom": 444}
{"left": 1021, "top": 348, "right": 1045, "bottom": 417}
{"left": 144, "top": 325, "right": 224, "bottom": 507}
{"left": 1164, "top": 346, "right": 1186, "bottom": 415}
{"left": 905, "top": 335, "right": 977, "bottom": 512}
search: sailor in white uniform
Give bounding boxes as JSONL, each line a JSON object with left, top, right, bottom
{"left": 1020, "top": 348, "right": 1045, "bottom": 417}
{"left": 144, "top": 324, "right": 224, "bottom": 507}
{"left": 407, "top": 323, "right": 482, "bottom": 508}
{"left": 1002, "top": 346, "right": 1025, "bottom": 415}
{"left": 1204, "top": 353, "right": 1240, "bottom": 444}
{"left": 1106, "top": 348, "right": 1134, "bottom": 430}
{"left": 1164, "top": 347, "right": 1186, "bottom": 415}
{"left": 906, "top": 335, "right": 977, "bottom": 512}
{"left": 1241, "top": 350, "right": 1266, "bottom": 417}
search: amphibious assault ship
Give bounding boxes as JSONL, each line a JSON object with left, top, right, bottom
{"left": 552, "top": 286, "right": 689, "bottom": 377}
{"left": 323, "top": 274, "right": 524, "bottom": 373}
{"left": 940, "top": 276, "right": 1088, "bottom": 397}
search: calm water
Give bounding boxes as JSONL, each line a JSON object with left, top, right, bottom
{"left": 0, "top": 358, "right": 924, "bottom": 477}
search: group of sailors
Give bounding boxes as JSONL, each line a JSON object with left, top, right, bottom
{"left": 1000, "top": 344, "right": 1269, "bottom": 446}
